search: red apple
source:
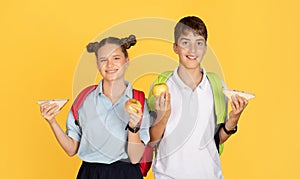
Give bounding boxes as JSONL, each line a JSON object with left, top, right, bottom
{"left": 125, "top": 99, "right": 142, "bottom": 113}
{"left": 152, "top": 83, "right": 169, "bottom": 97}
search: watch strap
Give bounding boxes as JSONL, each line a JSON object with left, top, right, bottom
{"left": 125, "top": 122, "right": 140, "bottom": 133}
{"left": 221, "top": 123, "right": 237, "bottom": 135}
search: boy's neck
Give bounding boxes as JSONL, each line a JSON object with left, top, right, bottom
{"left": 177, "top": 65, "right": 203, "bottom": 90}
{"left": 102, "top": 79, "right": 126, "bottom": 104}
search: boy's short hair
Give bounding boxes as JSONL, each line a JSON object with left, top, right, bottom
{"left": 174, "top": 16, "right": 208, "bottom": 44}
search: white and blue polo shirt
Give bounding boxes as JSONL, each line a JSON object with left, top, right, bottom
{"left": 66, "top": 80, "right": 150, "bottom": 164}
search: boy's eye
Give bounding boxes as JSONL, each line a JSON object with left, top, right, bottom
{"left": 180, "top": 41, "right": 189, "bottom": 48}
{"left": 197, "top": 41, "right": 204, "bottom": 46}
{"left": 182, "top": 41, "right": 188, "bottom": 45}
{"left": 114, "top": 57, "right": 120, "bottom": 60}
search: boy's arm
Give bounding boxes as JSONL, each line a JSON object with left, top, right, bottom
{"left": 149, "top": 92, "right": 171, "bottom": 147}
{"left": 219, "top": 95, "right": 248, "bottom": 144}
{"left": 40, "top": 103, "right": 79, "bottom": 156}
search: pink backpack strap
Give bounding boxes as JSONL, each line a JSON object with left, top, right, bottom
{"left": 71, "top": 85, "right": 98, "bottom": 124}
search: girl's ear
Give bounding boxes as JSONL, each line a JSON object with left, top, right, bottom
{"left": 124, "top": 57, "right": 130, "bottom": 68}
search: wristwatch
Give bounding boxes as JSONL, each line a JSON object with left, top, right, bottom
{"left": 221, "top": 123, "right": 238, "bottom": 135}
{"left": 125, "top": 122, "right": 140, "bottom": 133}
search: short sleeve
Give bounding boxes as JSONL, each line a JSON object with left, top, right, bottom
{"left": 139, "top": 99, "right": 151, "bottom": 145}
{"left": 66, "top": 110, "right": 82, "bottom": 142}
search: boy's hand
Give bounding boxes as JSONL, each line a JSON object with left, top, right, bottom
{"left": 227, "top": 94, "right": 248, "bottom": 127}
{"left": 40, "top": 102, "right": 60, "bottom": 124}
{"left": 155, "top": 92, "right": 171, "bottom": 123}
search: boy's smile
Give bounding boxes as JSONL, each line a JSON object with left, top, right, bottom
{"left": 173, "top": 30, "right": 207, "bottom": 70}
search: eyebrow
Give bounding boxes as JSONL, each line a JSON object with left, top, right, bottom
{"left": 179, "top": 38, "right": 191, "bottom": 41}
{"left": 179, "top": 38, "right": 205, "bottom": 41}
{"left": 97, "top": 57, "right": 106, "bottom": 60}
{"left": 98, "top": 54, "right": 121, "bottom": 60}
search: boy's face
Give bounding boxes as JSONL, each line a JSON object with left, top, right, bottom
{"left": 173, "top": 30, "right": 207, "bottom": 70}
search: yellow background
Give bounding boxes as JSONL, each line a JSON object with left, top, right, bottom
{"left": 1, "top": 0, "right": 300, "bottom": 178}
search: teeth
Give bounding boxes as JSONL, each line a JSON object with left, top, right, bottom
{"left": 106, "top": 69, "right": 118, "bottom": 73}
{"left": 187, "top": 55, "right": 197, "bottom": 60}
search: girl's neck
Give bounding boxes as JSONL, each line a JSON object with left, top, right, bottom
{"left": 102, "top": 79, "right": 126, "bottom": 104}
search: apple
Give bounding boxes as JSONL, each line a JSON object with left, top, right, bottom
{"left": 125, "top": 99, "right": 142, "bottom": 113}
{"left": 152, "top": 83, "right": 169, "bottom": 97}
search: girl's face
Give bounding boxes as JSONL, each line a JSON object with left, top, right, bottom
{"left": 96, "top": 43, "right": 129, "bottom": 82}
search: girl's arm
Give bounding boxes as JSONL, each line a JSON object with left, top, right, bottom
{"left": 40, "top": 102, "right": 79, "bottom": 156}
{"left": 126, "top": 106, "right": 145, "bottom": 164}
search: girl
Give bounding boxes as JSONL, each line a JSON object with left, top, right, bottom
{"left": 40, "top": 35, "right": 150, "bottom": 179}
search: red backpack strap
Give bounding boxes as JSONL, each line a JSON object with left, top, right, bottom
{"left": 133, "top": 89, "right": 153, "bottom": 177}
{"left": 132, "top": 89, "right": 145, "bottom": 124}
{"left": 71, "top": 85, "right": 98, "bottom": 125}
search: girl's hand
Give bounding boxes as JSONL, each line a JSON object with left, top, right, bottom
{"left": 127, "top": 105, "right": 143, "bottom": 128}
{"left": 40, "top": 102, "right": 60, "bottom": 124}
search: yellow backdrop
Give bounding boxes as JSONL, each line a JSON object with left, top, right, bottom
{"left": 1, "top": 0, "right": 300, "bottom": 178}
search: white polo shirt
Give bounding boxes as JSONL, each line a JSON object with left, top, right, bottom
{"left": 152, "top": 67, "right": 224, "bottom": 179}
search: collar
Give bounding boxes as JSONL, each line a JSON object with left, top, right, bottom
{"left": 173, "top": 66, "right": 208, "bottom": 90}
{"left": 95, "top": 80, "right": 132, "bottom": 98}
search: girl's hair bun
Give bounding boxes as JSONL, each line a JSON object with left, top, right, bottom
{"left": 86, "top": 42, "right": 100, "bottom": 53}
{"left": 120, "top": 34, "right": 136, "bottom": 49}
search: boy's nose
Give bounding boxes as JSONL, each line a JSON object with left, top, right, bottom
{"left": 189, "top": 44, "right": 197, "bottom": 53}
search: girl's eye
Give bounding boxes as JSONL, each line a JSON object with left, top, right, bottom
{"left": 98, "top": 59, "right": 107, "bottom": 63}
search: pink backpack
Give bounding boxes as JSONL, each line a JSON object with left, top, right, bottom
{"left": 71, "top": 85, "right": 153, "bottom": 177}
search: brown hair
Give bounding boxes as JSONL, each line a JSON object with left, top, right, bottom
{"left": 86, "top": 34, "right": 136, "bottom": 58}
{"left": 174, "top": 16, "right": 207, "bottom": 44}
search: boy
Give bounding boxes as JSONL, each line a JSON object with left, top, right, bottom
{"left": 148, "top": 16, "right": 249, "bottom": 178}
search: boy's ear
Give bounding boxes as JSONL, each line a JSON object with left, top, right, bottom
{"left": 203, "top": 45, "right": 207, "bottom": 54}
{"left": 173, "top": 43, "right": 179, "bottom": 54}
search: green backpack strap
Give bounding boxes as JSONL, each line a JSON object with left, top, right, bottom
{"left": 147, "top": 71, "right": 173, "bottom": 111}
{"left": 206, "top": 72, "right": 226, "bottom": 125}
{"left": 206, "top": 72, "right": 227, "bottom": 155}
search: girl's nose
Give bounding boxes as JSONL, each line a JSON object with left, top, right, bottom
{"left": 107, "top": 59, "right": 114, "bottom": 67}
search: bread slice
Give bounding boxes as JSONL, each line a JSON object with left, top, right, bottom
{"left": 37, "top": 99, "right": 69, "bottom": 110}
{"left": 222, "top": 88, "right": 255, "bottom": 100}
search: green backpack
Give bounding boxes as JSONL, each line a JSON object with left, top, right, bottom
{"left": 147, "top": 71, "right": 227, "bottom": 154}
